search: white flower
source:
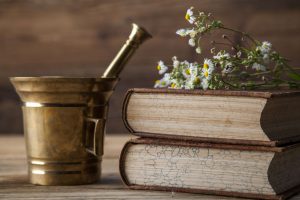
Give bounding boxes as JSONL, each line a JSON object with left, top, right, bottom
{"left": 256, "top": 42, "right": 272, "bottom": 65}
{"left": 181, "top": 60, "right": 190, "bottom": 68}
{"left": 182, "top": 65, "right": 191, "bottom": 78}
{"left": 201, "top": 79, "right": 209, "bottom": 90}
{"left": 185, "top": 75, "right": 201, "bottom": 89}
{"left": 213, "top": 52, "right": 230, "bottom": 60}
{"left": 188, "top": 38, "right": 196, "bottom": 47}
{"left": 222, "top": 62, "right": 233, "bottom": 74}
{"left": 237, "top": 51, "right": 242, "bottom": 58}
{"left": 189, "top": 63, "right": 199, "bottom": 77}
{"left": 199, "top": 27, "right": 206, "bottom": 33}
{"left": 201, "top": 59, "right": 214, "bottom": 80}
{"left": 157, "top": 61, "right": 168, "bottom": 74}
{"left": 176, "top": 29, "right": 186, "bottom": 36}
{"left": 169, "top": 76, "right": 184, "bottom": 89}
{"left": 185, "top": 7, "right": 196, "bottom": 24}
{"left": 184, "top": 78, "right": 195, "bottom": 89}
{"left": 210, "top": 48, "right": 216, "bottom": 54}
{"left": 263, "top": 54, "right": 270, "bottom": 64}
{"left": 258, "top": 41, "right": 272, "bottom": 54}
{"left": 154, "top": 73, "right": 171, "bottom": 88}
{"left": 213, "top": 52, "right": 230, "bottom": 66}
{"left": 172, "top": 56, "right": 180, "bottom": 68}
{"left": 176, "top": 28, "right": 194, "bottom": 37}
{"left": 184, "top": 63, "right": 201, "bottom": 90}
{"left": 196, "top": 47, "right": 201, "bottom": 54}
{"left": 163, "top": 73, "right": 171, "bottom": 82}
{"left": 252, "top": 63, "right": 266, "bottom": 71}
{"left": 154, "top": 80, "right": 162, "bottom": 88}
{"left": 170, "top": 78, "right": 184, "bottom": 89}
{"left": 182, "top": 62, "right": 199, "bottom": 79}
{"left": 189, "top": 30, "right": 197, "bottom": 38}
{"left": 203, "top": 58, "right": 214, "bottom": 71}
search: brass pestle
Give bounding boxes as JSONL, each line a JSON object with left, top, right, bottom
{"left": 102, "top": 23, "right": 152, "bottom": 78}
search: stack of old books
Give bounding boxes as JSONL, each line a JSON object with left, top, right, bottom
{"left": 119, "top": 88, "right": 300, "bottom": 200}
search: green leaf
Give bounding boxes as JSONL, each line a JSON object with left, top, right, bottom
{"left": 288, "top": 73, "right": 300, "bottom": 81}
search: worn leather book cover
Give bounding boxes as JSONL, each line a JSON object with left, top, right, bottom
{"left": 119, "top": 138, "right": 300, "bottom": 200}
{"left": 122, "top": 88, "right": 300, "bottom": 147}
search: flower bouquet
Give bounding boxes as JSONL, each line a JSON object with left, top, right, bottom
{"left": 154, "top": 7, "right": 300, "bottom": 90}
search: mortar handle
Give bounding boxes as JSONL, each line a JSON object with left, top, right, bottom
{"left": 84, "top": 117, "right": 106, "bottom": 157}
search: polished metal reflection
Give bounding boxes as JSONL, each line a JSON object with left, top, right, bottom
{"left": 11, "top": 77, "right": 118, "bottom": 185}
{"left": 10, "top": 23, "right": 151, "bottom": 186}
{"left": 102, "top": 23, "right": 152, "bottom": 78}
{"left": 25, "top": 102, "right": 43, "bottom": 107}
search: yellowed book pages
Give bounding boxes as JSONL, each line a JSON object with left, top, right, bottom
{"left": 120, "top": 138, "right": 300, "bottom": 200}
{"left": 123, "top": 89, "right": 300, "bottom": 146}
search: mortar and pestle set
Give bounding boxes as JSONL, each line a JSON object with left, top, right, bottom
{"left": 10, "top": 24, "right": 152, "bottom": 185}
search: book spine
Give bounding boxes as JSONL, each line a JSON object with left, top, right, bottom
{"left": 122, "top": 89, "right": 135, "bottom": 133}
{"left": 119, "top": 140, "right": 135, "bottom": 186}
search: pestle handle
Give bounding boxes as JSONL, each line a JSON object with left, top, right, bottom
{"left": 102, "top": 23, "right": 152, "bottom": 78}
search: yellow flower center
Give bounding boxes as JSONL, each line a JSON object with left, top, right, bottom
{"left": 157, "top": 65, "right": 161, "bottom": 71}
{"left": 171, "top": 83, "right": 176, "bottom": 88}
{"left": 203, "top": 63, "right": 209, "bottom": 70}
{"left": 161, "top": 81, "right": 166, "bottom": 86}
{"left": 194, "top": 77, "right": 200, "bottom": 84}
{"left": 155, "top": 80, "right": 160, "bottom": 84}
{"left": 204, "top": 70, "right": 209, "bottom": 78}
{"left": 185, "top": 69, "right": 190, "bottom": 75}
{"left": 185, "top": 14, "right": 190, "bottom": 21}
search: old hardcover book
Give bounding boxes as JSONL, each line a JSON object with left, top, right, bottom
{"left": 123, "top": 88, "right": 300, "bottom": 146}
{"left": 119, "top": 138, "right": 300, "bottom": 200}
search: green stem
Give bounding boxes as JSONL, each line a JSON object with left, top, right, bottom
{"left": 290, "top": 67, "right": 300, "bottom": 70}
{"left": 283, "top": 63, "right": 300, "bottom": 74}
{"left": 220, "top": 26, "right": 258, "bottom": 45}
{"left": 248, "top": 71, "right": 272, "bottom": 76}
{"left": 212, "top": 41, "right": 233, "bottom": 47}
{"left": 197, "top": 36, "right": 201, "bottom": 47}
{"left": 221, "top": 77, "right": 239, "bottom": 89}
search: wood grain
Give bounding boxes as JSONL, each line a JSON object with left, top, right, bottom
{"left": 0, "top": 0, "right": 299, "bottom": 134}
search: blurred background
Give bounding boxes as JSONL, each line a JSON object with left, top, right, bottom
{"left": 0, "top": 0, "right": 299, "bottom": 134}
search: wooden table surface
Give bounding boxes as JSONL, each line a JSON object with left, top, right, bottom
{"left": 1, "top": 134, "right": 300, "bottom": 200}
